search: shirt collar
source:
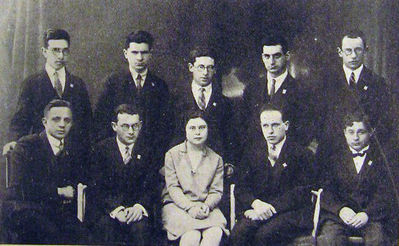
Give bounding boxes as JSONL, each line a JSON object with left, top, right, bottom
{"left": 130, "top": 68, "right": 148, "bottom": 82}
{"left": 116, "top": 136, "right": 134, "bottom": 154}
{"left": 46, "top": 131, "right": 64, "bottom": 154}
{"left": 45, "top": 63, "right": 66, "bottom": 80}
{"left": 267, "top": 136, "right": 286, "bottom": 153}
{"left": 179, "top": 140, "right": 208, "bottom": 157}
{"left": 192, "top": 81, "right": 212, "bottom": 92}
{"left": 267, "top": 69, "right": 288, "bottom": 84}
{"left": 349, "top": 145, "right": 369, "bottom": 155}
{"left": 343, "top": 64, "right": 363, "bottom": 84}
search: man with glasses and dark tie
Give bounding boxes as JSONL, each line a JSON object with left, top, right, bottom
{"left": 4, "top": 99, "right": 88, "bottom": 244}
{"left": 3, "top": 29, "right": 92, "bottom": 156}
{"left": 90, "top": 104, "right": 154, "bottom": 246}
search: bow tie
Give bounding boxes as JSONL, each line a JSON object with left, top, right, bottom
{"left": 352, "top": 151, "right": 367, "bottom": 158}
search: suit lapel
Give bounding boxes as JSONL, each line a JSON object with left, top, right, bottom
{"left": 40, "top": 70, "right": 59, "bottom": 99}
{"left": 39, "top": 131, "right": 57, "bottom": 175}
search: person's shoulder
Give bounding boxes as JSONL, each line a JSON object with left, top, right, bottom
{"left": 20, "top": 71, "right": 47, "bottom": 87}
{"left": 147, "top": 71, "right": 168, "bottom": 88}
{"left": 362, "top": 66, "right": 386, "bottom": 85}
{"left": 15, "top": 133, "right": 44, "bottom": 152}
{"left": 167, "top": 142, "right": 185, "bottom": 154}
{"left": 205, "top": 145, "right": 223, "bottom": 161}
{"left": 95, "top": 137, "right": 115, "bottom": 149}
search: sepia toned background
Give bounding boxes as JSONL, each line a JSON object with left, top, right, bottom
{"left": 1, "top": 0, "right": 399, "bottom": 197}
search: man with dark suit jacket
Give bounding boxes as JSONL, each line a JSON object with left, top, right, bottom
{"left": 4, "top": 99, "right": 88, "bottom": 244}
{"left": 318, "top": 112, "right": 393, "bottom": 246}
{"left": 93, "top": 30, "right": 172, "bottom": 170}
{"left": 3, "top": 29, "right": 92, "bottom": 156}
{"left": 243, "top": 34, "right": 315, "bottom": 147}
{"left": 172, "top": 45, "right": 239, "bottom": 166}
{"left": 90, "top": 104, "right": 154, "bottom": 246}
{"left": 230, "top": 104, "right": 315, "bottom": 245}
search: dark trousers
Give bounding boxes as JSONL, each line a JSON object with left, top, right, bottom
{"left": 318, "top": 219, "right": 385, "bottom": 246}
{"left": 5, "top": 207, "right": 88, "bottom": 244}
{"left": 230, "top": 210, "right": 312, "bottom": 246}
{"left": 95, "top": 215, "right": 151, "bottom": 246}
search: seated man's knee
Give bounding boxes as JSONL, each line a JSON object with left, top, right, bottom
{"left": 318, "top": 220, "right": 347, "bottom": 246}
{"left": 202, "top": 227, "right": 223, "bottom": 244}
{"left": 180, "top": 230, "right": 201, "bottom": 246}
{"left": 363, "top": 222, "right": 384, "bottom": 246}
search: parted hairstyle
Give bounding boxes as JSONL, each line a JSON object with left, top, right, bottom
{"left": 340, "top": 29, "right": 367, "bottom": 48}
{"left": 260, "top": 33, "right": 289, "bottom": 54}
{"left": 188, "top": 45, "right": 217, "bottom": 65}
{"left": 183, "top": 109, "right": 209, "bottom": 128}
{"left": 343, "top": 111, "right": 372, "bottom": 132}
{"left": 112, "top": 104, "right": 142, "bottom": 123}
{"left": 259, "top": 103, "right": 288, "bottom": 122}
{"left": 43, "top": 99, "right": 72, "bottom": 117}
{"left": 43, "top": 29, "right": 70, "bottom": 48}
{"left": 125, "top": 30, "right": 154, "bottom": 49}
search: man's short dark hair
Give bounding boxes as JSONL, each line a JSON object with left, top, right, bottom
{"left": 343, "top": 111, "right": 371, "bottom": 131}
{"left": 112, "top": 104, "right": 141, "bottom": 122}
{"left": 188, "top": 45, "right": 216, "bottom": 65}
{"left": 43, "top": 29, "right": 70, "bottom": 48}
{"left": 261, "top": 34, "right": 289, "bottom": 54}
{"left": 43, "top": 99, "right": 72, "bottom": 117}
{"left": 259, "top": 103, "right": 287, "bottom": 122}
{"left": 183, "top": 109, "right": 208, "bottom": 128}
{"left": 340, "top": 29, "right": 367, "bottom": 48}
{"left": 125, "top": 30, "right": 154, "bottom": 49}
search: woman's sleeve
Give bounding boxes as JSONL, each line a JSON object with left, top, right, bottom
{"left": 165, "top": 151, "right": 197, "bottom": 211}
{"left": 204, "top": 156, "right": 224, "bottom": 210}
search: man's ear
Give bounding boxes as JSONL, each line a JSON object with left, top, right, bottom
{"left": 188, "top": 63, "right": 194, "bottom": 72}
{"left": 111, "top": 122, "right": 117, "bottom": 132}
{"left": 42, "top": 117, "right": 47, "bottom": 127}
{"left": 284, "top": 120, "right": 290, "bottom": 131}
{"left": 285, "top": 51, "right": 290, "bottom": 60}
{"left": 337, "top": 47, "right": 343, "bottom": 57}
{"left": 369, "top": 127, "right": 376, "bottom": 137}
{"left": 41, "top": 47, "right": 48, "bottom": 58}
{"left": 123, "top": 49, "right": 128, "bottom": 59}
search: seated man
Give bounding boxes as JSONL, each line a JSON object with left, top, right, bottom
{"left": 230, "top": 104, "right": 316, "bottom": 245}
{"left": 4, "top": 99, "right": 88, "bottom": 244}
{"left": 318, "top": 111, "right": 393, "bottom": 246}
{"left": 90, "top": 104, "right": 155, "bottom": 246}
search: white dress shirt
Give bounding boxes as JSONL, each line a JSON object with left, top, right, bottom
{"left": 45, "top": 63, "right": 66, "bottom": 93}
{"left": 129, "top": 68, "right": 148, "bottom": 88}
{"left": 343, "top": 64, "right": 363, "bottom": 85}
{"left": 267, "top": 69, "right": 288, "bottom": 95}
{"left": 46, "top": 132, "right": 64, "bottom": 156}
{"left": 349, "top": 145, "right": 369, "bottom": 174}
{"left": 116, "top": 137, "right": 134, "bottom": 164}
{"left": 192, "top": 81, "right": 212, "bottom": 109}
{"left": 267, "top": 136, "right": 286, "bottom": 167}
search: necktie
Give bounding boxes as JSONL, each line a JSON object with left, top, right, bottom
{"left": 56, "top": 140, "right": 64, "bottom": 156}
{"left": 352, "top": 151, "right": 366, "bottom": 158}
{"left": 269, "top": 79, "right": 276, "bottom": 98}
{"left": 269, "top": 144, "right": 278, "bottom": 163}
{"left": 198, "top": 87, "right": 206, "bottom": 111}
{"left": 349, "top": 72, "right": 356, "bottom": 89}
{"left": 54, "top": 71, "right": 63, "bottom": 98}
{"left": 136, "top": 74, "right": 143, "bottom": 92}
{"left": 124, "top": 146, "right": 131, "bottom": 164}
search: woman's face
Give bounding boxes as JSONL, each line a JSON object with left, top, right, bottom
{"left": 185, "top": 117, "right": 208, "bottom": 146}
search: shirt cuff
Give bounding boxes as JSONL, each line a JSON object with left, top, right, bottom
{"left": 133, "top": 204, "right": 148, "bottom": 217}
{"left": 110, "top": 206, "right": 125, "bottom": 219}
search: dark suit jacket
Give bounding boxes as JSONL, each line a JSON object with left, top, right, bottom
{"left": 319, "top": 145, "right": 392, "bottom": 223}
{"left": 90, "top": 136, "right": 156, "bottom": 216}
{"left": 171, "top": 83, "right": 239, "bottom": 164}
{"left": 93, "top": 70, "right": 172, "bottom": 167}
{"left": 235, "top": 137, "right": 316, "bottom": 225}
{"left": 10, "top": 70, "right": 92, "bottom": 148}
{"left": 243, "top": 74, "right": 315, "bottom": 146}
{"left": 7, "top": 131, "right": 85, "bottom": 213}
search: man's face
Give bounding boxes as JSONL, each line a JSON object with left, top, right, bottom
{"left": 260, "top": 110, "right": 289, "bottom": 145}
{"left": 42, "top": 39, "right": 69, "bottom": 70}
{"left": 338, "top": 36, "right": 365, "bottom": 70}
{"left": 344, "top": 121, "right": 370, "bottom": 151}
{"left": 112, "top": 113, "right": 142, "bottom": 145}
{"left": 189, "top": 56, "right": 216, "bottom": 87}
{"left": 42, "top": 107, "right": 73, "bottom": 140}
{"left": 262, "top": 45, "right": 289, "bottom": 77}
{"left": 124, "top": 42, "right": 151, "bottom": 73}
{"left": 185, "top": 117, "right": 208, "bottom": 146}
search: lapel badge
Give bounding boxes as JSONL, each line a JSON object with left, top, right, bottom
{"left": 137, "top": 154, "right": 141, "bottom": 160}
{"left": 368, "top": 160, "right": 372, "bottom": 166}
{"left": 70, "top": 83, "right": 74, "bottom": 88}
{"left": 363, "top": 86, "right": 368, "bottom": 91}
{"left": 282, "top": 163, "right": 288, "bottom": 168}
{"left": 282, "top": 89, "right": 287, "bottom": 94}
{"left": 151, "top": 82, "right": 155, "bottom": 87}
{"left": 213, "top": 102, "right": 217, "bottom": 106}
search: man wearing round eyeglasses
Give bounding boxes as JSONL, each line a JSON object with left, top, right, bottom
{"left": 3, "top": 28, "right": 92, "bottom": 156}
{"left": 90, "top": 104, "right": 154, "bottom": 245}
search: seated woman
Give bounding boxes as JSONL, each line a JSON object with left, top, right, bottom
{"left": 162, "top": 110, "right": 228, "bottom": 246}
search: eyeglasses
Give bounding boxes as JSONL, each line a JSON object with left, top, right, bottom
{"left": 120, "top": 123, "right": 141, "bottom": 132}
{"left": 195, "top": 65, "right": 215, "bottom": 72}
{"left": 342, "top": 48, "right": 364, "bottom": 56}
{"left": 48, "top": 48, "right": 70, "bottom": 56}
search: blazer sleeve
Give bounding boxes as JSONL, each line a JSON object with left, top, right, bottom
{"left": 204, "top": 156, "right": 224, "bottom": 210}
{"left": 164, "top": 151, "right": 197, "bottom": 211}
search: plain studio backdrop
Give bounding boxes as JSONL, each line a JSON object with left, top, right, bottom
{"left": 0, "top": 0, "right": 398, "bottom": 208}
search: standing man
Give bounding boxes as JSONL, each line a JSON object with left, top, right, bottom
{"left": 90, "top": 104, "right": 154, "bottom": 245}
{"left": 230, "top": 104, "right": 315, "bottom": 245}
{"left": 93, "top": 30, "right": 172, "bottom": 170}
{"left": 243, "top": 34, "right": 315, "bottom": 147}
{"left": 3, "top": 29, "right": 92, "bottom": 155}
{"left": 5, "top": 100, "right": 88, "bottom": 244}
{"left": 172, "top": 45, "right": 239, "bottom": 166}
